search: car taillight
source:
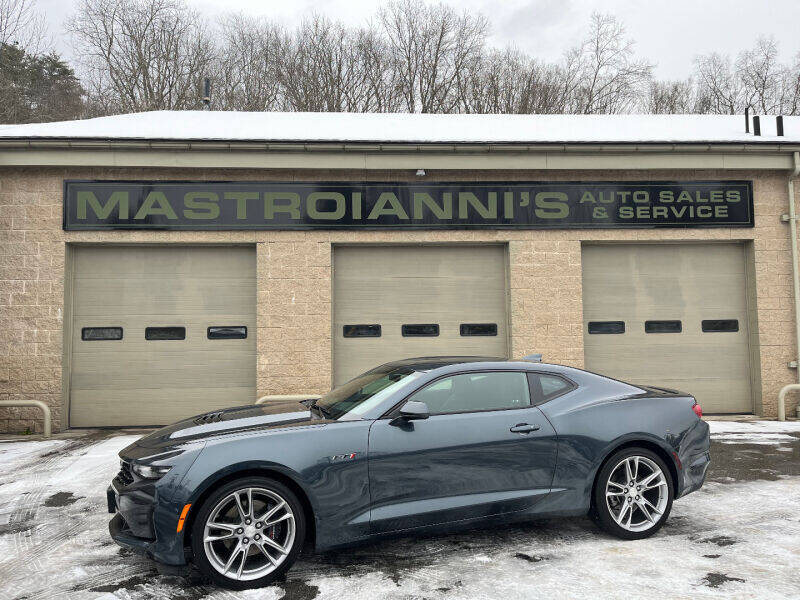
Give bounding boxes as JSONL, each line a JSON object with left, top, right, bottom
{"left": 692, "top": 402, "right": 703, "bottom": 418}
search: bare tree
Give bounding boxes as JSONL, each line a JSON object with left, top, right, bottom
{"left": 213, "top": 14, "right": 285, "bottom": 112}
{"left": 379, "top": 0, "right": 488, "bottom": 113}
{"left": 785, "top": 52, "right": 800, "bottom": 115}
{"left": 693, "top": 39, "right": 800, "bottom": 115}
{"left": 455, "top": 47, "right": 569, "bottom": 114}
{"left": 645, "top": 79, "right": 699, "bottom": 114}
{"left": 0, "top": 0, "right": 47, "bottom": 52}
{"left": 59, "top": 1, "right": 800, "bottom": 119}
{"left": 68, "top": 0, "right": 215, "bottom": 114}
{"left": 567, "top": 13, "right": 652, "bottom": 114}
{"left": 350, "top": 24, "right": 401, "bottom": 112}
{"left": 279, "top": 15, "right": 394, "bottom": 112}
{"left": 693, "top": 52, "right": 743, "bottom": 114}
{"left": 736, "top": 36, "right": 790, "bottom": 114}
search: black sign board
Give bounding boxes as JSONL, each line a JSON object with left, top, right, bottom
{"left": 63, "top": 180, "right": 754, "bottom": 230}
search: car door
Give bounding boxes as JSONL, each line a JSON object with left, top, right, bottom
{"left": 367, "top": 370, "right": 558, "bottom": 533}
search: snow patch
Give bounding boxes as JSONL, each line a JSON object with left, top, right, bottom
{"left": 712, "top": 433, "right": 797, "bottom": 445}
{"left": 707, "top": 420, "right": 800, "bottom": 434}
{"left": 0, "top": 439, "right": 69, "bottom": 468}
{"left": 708, "top": 421, "right": 800, "bottom": 445}
{"left": 0, "top": 111, "right": 797, "bottom": 144}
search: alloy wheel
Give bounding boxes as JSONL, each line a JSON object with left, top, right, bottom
{"left": 203, "top": 487, "right": 296, "bottom": 581}
{"left": 604, "top": 455, "right": 669, "bottom": 532}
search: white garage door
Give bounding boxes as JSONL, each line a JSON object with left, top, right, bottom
{"left": 333, "top": 246, "right": 509, "bottom": 386}
{"left": 582, "top": 243, "right": 752, "bottom": 413}
{"left": 69, "top": 246, "right": 256, "bottom": 427}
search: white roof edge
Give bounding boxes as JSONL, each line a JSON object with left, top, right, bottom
{"left": 0, "top": 111, "right": 799, "bottom": 145}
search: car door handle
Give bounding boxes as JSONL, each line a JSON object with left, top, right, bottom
{"left": 510, "top": 423, "right": 540, "bottom": 434}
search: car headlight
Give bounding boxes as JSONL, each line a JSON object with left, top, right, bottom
{"left": 131, "top": 463, "right": 172, "bottom": 480}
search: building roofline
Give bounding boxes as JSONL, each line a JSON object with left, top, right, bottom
{"left": 0, "top": 111, "right": 798, "bottom": 148}
{"left": 1, "top": 137, "right": 800, "bottom": 154}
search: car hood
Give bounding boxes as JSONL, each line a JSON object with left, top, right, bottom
{"left": 133, "top": 400, "right": 333, "bottom": 449}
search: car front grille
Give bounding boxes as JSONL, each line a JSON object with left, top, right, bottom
{"left": 117, "top": 460, "right": 134, "bottom": 486}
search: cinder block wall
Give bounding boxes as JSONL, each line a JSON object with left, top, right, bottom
{"left": 0, "top": 167, "right": 796, "bottom": 432}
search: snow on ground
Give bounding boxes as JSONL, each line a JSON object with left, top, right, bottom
{"left": 0, "top": 439, "right": 70, "bottom": 472}
{"left": 708, "top": 421, "right": 800, "bottom": 434}
{"left": 709, "top": 420, "right": 800, "bottom": 445}
{"left": 0, "top": 422, "right": 798, "bottom": 600}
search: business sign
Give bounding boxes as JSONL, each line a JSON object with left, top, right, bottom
{"left": 63, "top": 180, "right": 754, "bottom": 230}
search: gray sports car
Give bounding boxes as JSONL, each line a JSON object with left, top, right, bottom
{"left": 107, "top": 357, "right": 710, "bottom": 589}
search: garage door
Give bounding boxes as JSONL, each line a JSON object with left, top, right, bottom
{"left": 333, "top": 246, "right": 509, "bottom": 385}
{"left": 69, "top": 246, "right": 256, "bottom": 427}
{"left": 582, "top": 243, "right": 752, "bottom": 413}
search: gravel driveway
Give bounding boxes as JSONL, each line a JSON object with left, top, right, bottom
{"left": 0, "top": 421, "right": 798, "bottom": 600}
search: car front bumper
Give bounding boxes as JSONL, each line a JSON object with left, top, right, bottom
{"left": 107, "top": 479, "right": 188, "bottom": 566}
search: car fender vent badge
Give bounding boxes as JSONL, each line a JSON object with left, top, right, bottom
{"left": 329, "top": 453, "right": 358, "bottom": 462}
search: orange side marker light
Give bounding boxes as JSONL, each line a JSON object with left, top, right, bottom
{"left": 176, "top": 503, "right": 192, "bottom": 533}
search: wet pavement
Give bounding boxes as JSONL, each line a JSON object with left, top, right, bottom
{"left": 0, "top": 421, "right": 799, "bottom": 600}
{"left": 706, "top": 436, "right": 800, "bottom": 483}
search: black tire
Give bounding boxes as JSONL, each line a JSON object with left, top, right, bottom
{"left": 190, "top": 477, "right": 306, "bottom": 590}
{"left": 592, "top": 447, "right": 674, "bottom": 540}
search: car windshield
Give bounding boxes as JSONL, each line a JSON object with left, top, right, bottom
{"left": 315, "top": 365, "right": 422, "bottom": 420}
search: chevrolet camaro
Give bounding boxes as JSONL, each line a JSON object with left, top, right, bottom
{"left": 107, "top": 357, "right": 710, "bottom": 589}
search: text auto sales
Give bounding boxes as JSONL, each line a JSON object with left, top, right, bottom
{"left": 584, "top": 189, "right": 743, "bottom": 220}
{"left": 64, "top": 181, "right": 754, "bottom": 230}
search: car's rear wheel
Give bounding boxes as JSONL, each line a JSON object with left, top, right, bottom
{"left": 592, "top": 447, "right": 673, "bottom": 540}
{"left": 190, "top": 477, "right": 306, "bottom": 589}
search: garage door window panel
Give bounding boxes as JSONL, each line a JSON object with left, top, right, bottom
{"left": 460, "top": 323, "right": 498, "bottom": 336}
{"left": 343, "top": 324, "right": 381, "bottom": 338}
{"left": 207, "top": 326, "right": 247, "bottom": 339}
{"left": 588, "top": 321, "right": 625, "bottom": 334}
{"left": 145, "top": 327, "right": 186, "bottom": 341}
{"left": 644, "top": 320, "right": 682, "bottom": 333}
{"left": 81, "top": 327, "right": 123, "bottom": 341}
{"left": 701, "top": 319, "right": 739, "bottom": 333}
{"left": 401, "top": 324, "right": 439, "bottom": 337}
{"left": 409, "top": 372, "right": 531, "bottom": 415}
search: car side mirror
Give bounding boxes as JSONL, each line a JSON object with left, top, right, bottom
{"left": 398, "top": 400, "right": 429, "bottom": 420}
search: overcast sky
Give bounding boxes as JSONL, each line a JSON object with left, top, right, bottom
{"left": 38, "top": 0, "right": 799, "bottom": 80}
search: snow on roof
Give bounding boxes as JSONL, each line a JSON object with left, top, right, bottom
{"left": 0, "top": 111, "right": 798, "bottom": 145}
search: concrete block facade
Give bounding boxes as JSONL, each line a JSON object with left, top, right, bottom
{"left": 1, "top": 166, "right": 798, "bottom": 432}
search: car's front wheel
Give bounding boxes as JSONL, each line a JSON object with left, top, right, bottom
{"left": 190, "top": 477, "right": 306, "bottom": 589}
{"left": 592, "top": 447, "right": 673, "bottom": 540}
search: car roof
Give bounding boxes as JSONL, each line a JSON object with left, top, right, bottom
{"left": 381, "top": 356, "right": 502, "bottom": 370}
{"left": 382, "top": 356, "right": 560, "bottom": 372}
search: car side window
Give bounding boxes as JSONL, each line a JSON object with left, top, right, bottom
{"left": 532, "top": 373, "right": 575, "bottom": 402}
{"left": 409, "top": 372, "right": 531, "bottom": 414}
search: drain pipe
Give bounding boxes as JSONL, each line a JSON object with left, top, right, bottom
{"left": 778, "top": 151, "right": 800, "bottom": 420}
